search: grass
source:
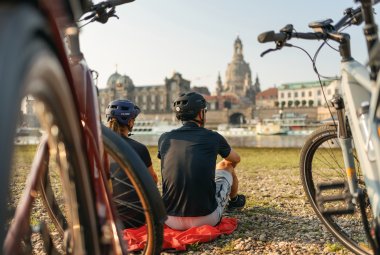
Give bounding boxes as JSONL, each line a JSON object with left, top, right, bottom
{"left": 12, "top": 145, "right": 355, "bottom": 254}
{"left": 148, "top": 146, "right": 302, "bottom": 179}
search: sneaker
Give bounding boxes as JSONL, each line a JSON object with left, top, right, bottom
{"left": 226, "top": 194, "right": 246, "bottom": 211}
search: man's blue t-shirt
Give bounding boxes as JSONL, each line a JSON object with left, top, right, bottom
{"left": 158, "top": 122, "right": 231, "bottom": 217}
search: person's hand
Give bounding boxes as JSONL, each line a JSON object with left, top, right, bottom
{"left": 216, "top": 159, "right": 236, "bottom": 171}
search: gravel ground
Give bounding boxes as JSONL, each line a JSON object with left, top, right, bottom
{"left": 159, "top": 151, "right": 359, "bottom": 255}
{"left": 161, "top": 174, "right": 350, "bottom": 255}
{"left": 12, "top": 146, "right": 368, "bottom": 254}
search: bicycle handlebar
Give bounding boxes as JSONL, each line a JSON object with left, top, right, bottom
{"left": 258, "top": 31, "right": 326, "bottom": 44}
{"left": 109, "top": 0, "right": 135, "bottom": 6}
{"left": 257, "top": 6, "right": 360, "bottom": 45}
{"left": 258, "top": 0, "right": 379, "bottom": 79}
{"left": 91, "top": 0, "right": 135, "bottom": 10}
{"left": 258, "top": 1, "right": 379, "bottom": 46}
{"left": 81, "top": 0, "right": 135, "bottom": 23}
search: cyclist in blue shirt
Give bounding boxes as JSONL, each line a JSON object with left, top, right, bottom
{"left": 158, "top": 92, "right": 245, "bottom": 230}
{"left": 106, "top": 99, "right": 158, "bottom": 228}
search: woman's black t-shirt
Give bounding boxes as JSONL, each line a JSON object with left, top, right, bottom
{"left": 111, "top": 135, "right": 152, "bottom": 228}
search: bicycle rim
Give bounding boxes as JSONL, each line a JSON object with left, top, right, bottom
{"left": 102, "top": 125, "right": 165, "bottom": 255}
{"left": 0, "top": 9, "right": 99, "bottom": 253}
{"left": 300, "top": 125, "right": 373, "bottom": 255}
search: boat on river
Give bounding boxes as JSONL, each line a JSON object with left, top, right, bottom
{"left": 215, "top": 124, "right": 255, "bottom": 137}
{"left": 131, "top": 120, "right": 181, "bottom": 135}
{"left": 256, "top": 112, "right": 320, "bottom": 136}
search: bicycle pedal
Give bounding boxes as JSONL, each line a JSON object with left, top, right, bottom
{"left": 316, "top": 181, "right": 355, "bottom": 216}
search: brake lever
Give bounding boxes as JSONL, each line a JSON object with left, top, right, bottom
{"left": 107, "top": 7, "right": 119, "bottom": 19}
{"left": 260, "top": 48, "right": 277, "bottom": 57}
{"left": 260, "top": 43, "right": 293, "bottom": 57}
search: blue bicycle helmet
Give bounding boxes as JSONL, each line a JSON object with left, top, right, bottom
{"left": 173, "top": 92, "right": 207, "bottom": 121}
{"left": 105, "top": 100, "right": 140, "bottom": 126}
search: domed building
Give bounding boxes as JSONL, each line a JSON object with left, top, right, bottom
{"left": 98, "top": 71, "right": 191, "bottom": 119}
{"left": 204, "top": 37, "right": 261, "bottom": 124}
{"left": 97, "top": 37, "right": 260, "bottom": 125}
{"left": 222, "top": 36, "right": 260, "bottom": 104}
{"left": 106, "top": 71, "right": 122, "bottom": 89}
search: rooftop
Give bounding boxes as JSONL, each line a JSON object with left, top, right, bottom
{"left": 278, "top": 79, "right": 338, "bottom": 90}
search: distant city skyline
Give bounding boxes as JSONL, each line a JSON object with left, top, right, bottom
{"left": 80, "top": 0, "right": 379, "bottom": 93}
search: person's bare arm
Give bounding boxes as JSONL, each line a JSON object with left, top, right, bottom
{"left": 224, "top": 149, "right": 240, "bottom": 167}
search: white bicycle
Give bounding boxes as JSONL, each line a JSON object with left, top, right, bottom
{"left": 259, "top": 0, "right": 380, "bottom": 254}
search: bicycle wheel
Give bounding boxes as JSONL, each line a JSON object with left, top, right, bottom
{"left": 102, "top": 125, "right": 166, "bottom": 255}
{"left": 0, "top": 5, "right": 99, "bottom": 254}
{"left": 300, "top": 125, "right": 373, "bottom": 254}
{"left": 38, "top": 125, "right": 166, "bottom": 254}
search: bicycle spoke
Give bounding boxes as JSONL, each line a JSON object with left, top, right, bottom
{"left": 300, "top": 125, "right": 372, "bottom": 255}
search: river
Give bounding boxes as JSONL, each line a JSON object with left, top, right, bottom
{"left": 131, "top": 134, "right": 309, "bottom": 148}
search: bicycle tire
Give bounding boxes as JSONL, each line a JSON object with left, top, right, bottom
{"left": 300, "top": 125, "right": 372, "bottom": 255}
{"left": 0, "top": 5, "right": 100, "bottom": 254}
{"left": 38, "top": 125, "right": 166, "bottom": 254}
{"left": 102, "top": 125, "right": 166, "bottom": 255}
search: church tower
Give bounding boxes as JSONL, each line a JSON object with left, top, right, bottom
{"left": 216, "top": 72, "right": 223, "bottom": 96}
{"left": 224, "top": 36, "right": 252, "bottom": 99}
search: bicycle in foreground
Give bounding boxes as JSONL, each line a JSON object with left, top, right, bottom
{"left": 259, "top": 0, "right": 380, "bottom": 254}
{"left": 0, "top": 0, "right": 166, "bottom": 254}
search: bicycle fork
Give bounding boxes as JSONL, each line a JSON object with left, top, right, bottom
{"left": 322, "top": 95, "right": 379, "bottom": 253}
{"left": 333, "top": 95, "right": 360, "bottom": 198}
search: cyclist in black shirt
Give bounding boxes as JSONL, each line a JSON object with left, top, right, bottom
{"left": 105, "top": 99, "right": 158, "bottom": 228}
{"left": 158, "top": 92, "right": 245, "bottom": 230}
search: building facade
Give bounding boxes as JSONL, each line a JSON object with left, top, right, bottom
{"left": 256, "top": 87, "right": 278, "bottom": 108}
{"left": 277, "top": 79, "right": 340, "bottom": 108}
{"left": 98, "top": 72, "right": 190, "bottom": 118}
{"left": 98, "top": 36, "right": 261, "bottom": 125}
{"left": 218, "top": 36, "right": 261, "bottom": 105}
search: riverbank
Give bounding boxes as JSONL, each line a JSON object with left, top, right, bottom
{"left": 149, "top": 147, "right": 354, "bottom": 254}
{"left": 134, "top": 134, "right": 311, "bottom": 148}
{"left": 12, "top": 146, "right": 356, "bottom": 254}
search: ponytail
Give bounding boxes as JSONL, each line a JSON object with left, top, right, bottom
{"left": 107, "top": 118, "right": 128, "bottom": 135}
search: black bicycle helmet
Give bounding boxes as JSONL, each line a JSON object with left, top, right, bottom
{"left": 173, "top": 92, "right": 207, "bottom": 121}
{"left": 105, "top": 100, "right": 140, "bottom": 126}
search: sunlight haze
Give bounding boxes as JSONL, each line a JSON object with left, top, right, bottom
{"left": 80, "top": 0, "right": 380, "bottom": 93}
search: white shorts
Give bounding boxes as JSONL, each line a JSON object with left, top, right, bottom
{"left": 165, "top": 169, "right": 233, "bottom": 230}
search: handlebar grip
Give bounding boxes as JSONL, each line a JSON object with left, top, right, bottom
{"left": 257, "top": 31, "right": 287, "bottom": 43}
{"left": 108, "top": 0, "right": 135, "bottom": 6}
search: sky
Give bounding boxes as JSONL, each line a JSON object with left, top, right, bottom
{"left": 79, "top": 0, "right": 380, "bottom": 93}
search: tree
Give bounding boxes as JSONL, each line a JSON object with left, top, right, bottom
{"left": 281, "top": 101, "right": 286, "bottom": 108}
{"left": 294, "top": 100, "right": 300, "bottom": 107}
{"left": 301, "top": 100, "right": 307, "bottom": 106}
{"left": 274, "top": 101, "right": 279, "bottom": 107}
{"left": 308, "top": 100, "right": 314, "bottom": 107}
{"left": 287, "top": 101, "right": 293, "bottom": 108}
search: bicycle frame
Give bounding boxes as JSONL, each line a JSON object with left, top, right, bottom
{"left": 338, "top": 59, "right": 380, "bottom": 217}
{"left": 38, "top": 0, "right": 126, "bottom": 252}
{"left": 257, "top": 0, "right": 380, "bottom": 252}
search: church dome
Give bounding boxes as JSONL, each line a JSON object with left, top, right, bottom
{"left": 117, "top": 75, "right": 135, "bottom": 91}
{"left": 224, "top": 37, "right": 252, "bottom": 97}
{"left": 227, "top": 61, "right": 251, "bottom": 78}
{"left": 106, "top": 71, "right": 122, "bottom": 89}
